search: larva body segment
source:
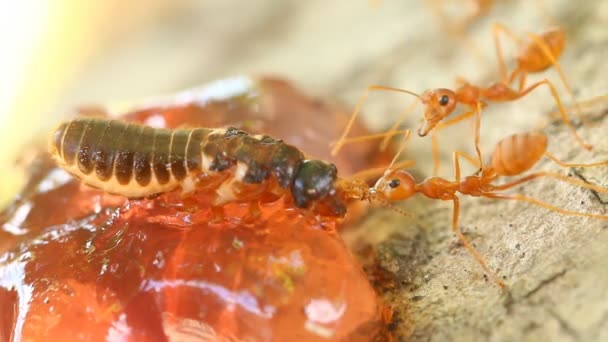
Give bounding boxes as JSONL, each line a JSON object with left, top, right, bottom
{"left": 168, "top": 129, "right": 190, "bottom": 181}
{"left": 114, "top": 124, "right": 143, "bottom": 185}
{"left": 50, "top": 118, "right": 206, "bottom": 197}
{"left": 49, "top": 118, "right": 347, "bottom": 217}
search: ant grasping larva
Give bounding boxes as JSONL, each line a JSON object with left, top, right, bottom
{"left": 366, "top": 130, "right": 608, "bottom": 288}
{"left": 331, "top": 24, "right": 590, "bottom": 176}
{"left": 49, "top": 118, "right": 608, "bottom": 288}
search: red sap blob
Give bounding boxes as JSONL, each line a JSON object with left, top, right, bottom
{"left": 0, "top": 77, "right": 388, "bottom": 340}
{"left": 0, "top": 177, "right": 384, "bottom": 340}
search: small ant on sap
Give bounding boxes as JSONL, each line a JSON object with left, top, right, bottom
{"left": 357, "top": 129, "right": 608, "bottom": 289}
{"left": 332, "top": 24, "right": 590, "bottom": 175}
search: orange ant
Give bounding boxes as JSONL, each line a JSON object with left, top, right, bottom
{"left": 365, "top": 129, "right": 608, "bottom": 288}
{"left": 426, "top": 1, "right": 554, "bottom": 35}
{"left": 331, "top": 24, "right": 590, "bottom": 175}
{"left": 427, "top": 0, "right": 494, "bottom": 34}
{"left": 425, "top": 1, "right": 553, "bottom": 64}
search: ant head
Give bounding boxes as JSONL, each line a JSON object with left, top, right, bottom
{"left": 418, "top": 89, "right": 457, "bottom": 136}
{"left": 373, "top": 169, "right": 416, "bottom": 201}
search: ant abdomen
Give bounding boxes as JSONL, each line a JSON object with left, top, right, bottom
{"left": 517, "top": 28, "right": 565, "bottom": 73}
{"left": 490, "top": 131, "right": 548, "bottom": 176}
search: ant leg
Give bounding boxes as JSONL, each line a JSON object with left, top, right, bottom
{"left": 331, "top": 85, "right": 420, "bottom": 156}
{"left": 492, "top": 171, "right": 608, "bottom": 196}
{"left": 548, "top": 94, "right": 608, "bottom": 124}
{"left": 526, "top": 32, "right": 584, "bottom": 121}
{"left": 519, "top": 79, "right": 592, "bottom": 150}
{"left": 451, "top": 197, "right": 507, "bottom": 288}
{"left": 431, "top": 110, "right": 476, "bottom": 175}
{"left": 491, "top": 23, "right": 525, "bottom": 84}
{"left": 484, "top": 192, "right": 608, "bottom": 221}
{"left": 516, "top": 72, "right": 527, "bottom": 93}
{"left": 453, "top": 150, "right": 482, "bottom": 182}
{"left": 544, "top": 152, "right": 608, "bottom": 168}
{"left": 432, "top": 132, "right": 441, "bottom": 176}
{"left": 452, "top": 150, "right": 506, "bottom": 288}
{"left": 473, "top": 102, "right": 483, "bottom": 173}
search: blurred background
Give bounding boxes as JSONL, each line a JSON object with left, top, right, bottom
{"left": 0, "top": 0, "right": 606, "bottom": 205}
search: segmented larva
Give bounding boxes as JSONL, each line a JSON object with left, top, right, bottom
{"left": 49, "top": 118, "right": 348, "bottom": 216}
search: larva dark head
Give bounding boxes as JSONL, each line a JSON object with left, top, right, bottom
{"left": 292, "top": 160, "right": 346, "bottom": 217}
{"left": 373, "top": 169, "right": 416, "bottom": 201}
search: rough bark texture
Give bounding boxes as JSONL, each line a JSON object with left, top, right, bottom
{"left": 20, "top": 0, "right": 608, "bottom": 340}
{"left": 345, "top": 105, "right": 608, "bottom": 341}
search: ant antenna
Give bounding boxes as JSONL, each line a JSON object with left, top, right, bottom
{"left": 331, "top": 85, "right": 421, "bottom": 156}
{"left": 346, "top": 159, "right": 416, "bottom": 181}
{"left": 328, "top": 129, "right": 411, "bottom": 147}
{"left": 375, "top": 197, "right": 416, "bottom": 219}
{"left": 388, "top": 129, "right": 412, "bottom": 169}
{"left": 380, "top": 99, "right": 419, "bottom": 151}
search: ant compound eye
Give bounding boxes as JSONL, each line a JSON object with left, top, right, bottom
{"left": 439, "top": 95, "right": 450, "bottom": 106}
{"left": 377, "top": 171, "right": 415, "bottom": 201}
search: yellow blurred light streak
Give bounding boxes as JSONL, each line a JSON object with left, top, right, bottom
{"left": 0, "top": 1, "right": 106, "bottom": 207}
{"left": 0, "top": 0, "right": 177, "bottom": 207}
